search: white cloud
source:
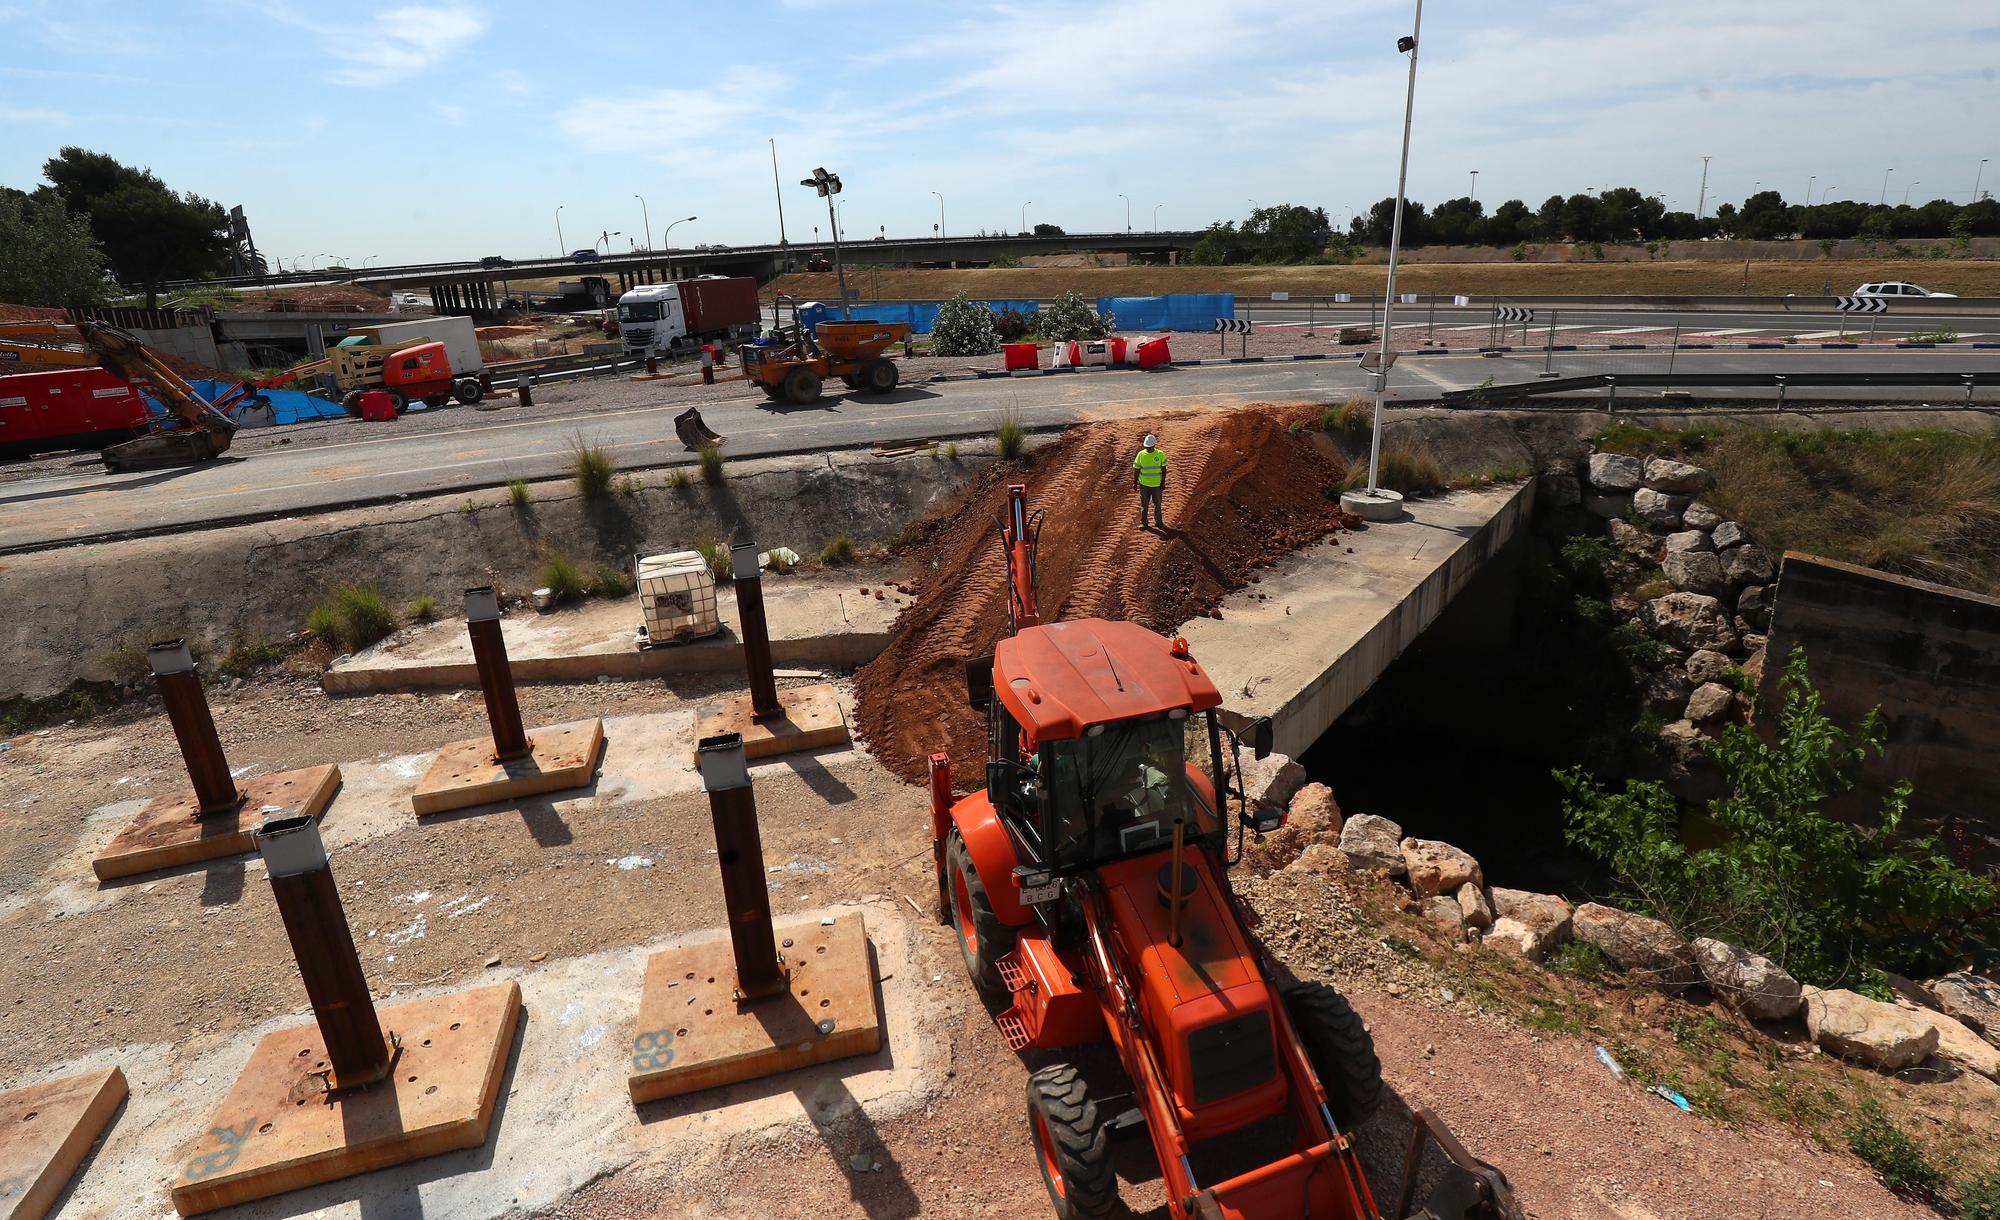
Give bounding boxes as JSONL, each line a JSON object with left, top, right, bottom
{"left": 324, "top": 5, "right": 489, "bottom": 85}
{"left": 0, "top": 104, "right": 71, "bottom": 124}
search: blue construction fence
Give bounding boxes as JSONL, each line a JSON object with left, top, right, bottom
{"left": 796, "top": 293, "right": 1235, "bottom": 336}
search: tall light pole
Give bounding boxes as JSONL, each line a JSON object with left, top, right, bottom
{"left": 1153, "top": 203, "right": 1163, "bottom": 232}
{"left": 1806, "top": 175, "right": 1815, "bottom": 207}
{"left": 663, "top": 214, "right": 695, "bottom": 280}
{"left": 1021, "top": 201, "right": 1032, "bottom": 233}
{"left": 932, "top": 190, "right": 945, "bottom": 237}
{"left": 769, "top": 138, "right": 788, "bottom": 248}
{"left": 1341, "top": 0, "right": 1424, "bottom": 523}
{"left": 1248, "top": 198, "right": 1260, "bottom": 211}
{"left": 555, "top": 205, "right": 566, "bottom": 256}
{"left": 1879, "top": 168, "right": 1892, "bottom": 206}
{"left": 1696, "top": 156, "right": 1711, "bottom": 220}
{"left": 800, "top": 167, "right": 850, "bottom": 319}
{"left": 1118, "top": 193, "right": 1130, "bottom": 231}
{"left": 1821, "top": 184, "right": 1836, "bottom": 205}
{"left": 634, "top": 194, "right": 652, "bottom": 252}
{"left": 1469, "top": 170, "right": 1478, "bottom": 201}
{"left": 1976, "top": 159, "right": 1990, "bottom": 203}
{"left": 1903, "top": 181, "right": 1920, "bottom": 206}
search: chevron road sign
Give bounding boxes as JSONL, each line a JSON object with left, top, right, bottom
{"left": 1496, "top": 306, "right": 1536, "bottom": 323}
{"left": 1213, "top": 318, "right": 1254, "bottom": 333}
{"left": 1836, "top": 296, "right": 1888, "bottom": 313}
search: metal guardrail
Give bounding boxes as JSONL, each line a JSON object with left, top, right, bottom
{"left": 1442, "top": 369, "right": 1998, "bottom": 405}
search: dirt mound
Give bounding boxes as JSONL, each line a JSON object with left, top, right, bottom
{"left": 0, "top": 303, "right": 70, "bottom": 324}
{"left": 245, "top": 283, "right": 391, "bottom": 313}
{"left": 854, "top": 404, "right": 1357, "bottom": 784}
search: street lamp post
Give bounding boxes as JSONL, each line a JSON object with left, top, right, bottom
{"left": 932, "top": 190, "right": 945, "bottom": 238}
{"left": 634, "top": 194, "right": 652, "bottom": 252}
{"left": 1021, "top": 201, "right": 1032, "bottom": 234}
{"left": 1118, "top": 193, "right": 1130, "bottom": 232}
{"left": 769, "top": 138, "right": 788, "bottom": 248}
{"left": 1821, "top": 185, "right": 1836, "bottom": 205}
{"left": 1807, "top": 175, "right": 1815, "bottom": 207}
{"left": 1340, "top": 0, "right": 1424, "bottom": 523}
{"left": 663, "top": 215, "right": 695, "bottom": 280}
{"left": 1697, "top": 155, "right": 1711, "bottom": 220}
{"left": 1469, "top": 170, "right": 1478, "bottom": 201}
{"left": 1248, "top": 198, "right": 1260, "bottom": 211}
{"left": 1976, "top": 159, "right": 1990, "bottom": 204}
{"left": 1880, "top": 168, "right": 1893, "bottom": 206}
{"left": 800, "top": 167, "right": 851, "bottom": 319}
{"left": 555, "top": 205, "right": 566, "bottom": 256}
{"left": 1903, "top": 182, "right": 1920, "bottom": 206}
{"left": 1153, "top": 204, "right": 1163, "bottom": 232}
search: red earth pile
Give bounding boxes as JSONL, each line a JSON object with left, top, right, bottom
{"left": 854, "top": 404, "right": 1359, "bottom": 785}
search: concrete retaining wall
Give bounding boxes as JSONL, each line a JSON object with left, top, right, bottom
{"left": 1764, "top": 552, "right": 2000, "bottom": 847}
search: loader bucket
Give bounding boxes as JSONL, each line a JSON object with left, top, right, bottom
{"left": 674, "top": 407, "right": 724, "bottom": 451}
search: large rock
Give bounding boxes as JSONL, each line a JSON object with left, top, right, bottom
{"left": 1424, "top": 896, "right": 1468, "bottom": 940}
{"left": 1287, "top": 782, "right": 1343, "bottom": 840}
{"left": 1925, "top": 973, "right": 2000, "bottom": 1046}
{"left": 1641, "top": 592, "right": 1739, "bottom": 652}
{"left": 1693, "top": 938, "right": 1802, "bottom": 1020}
{"left": 1540, "top": 470, "right": 1581, "bottom": 508}
{"left": 1684, "top": 648, "right": 1733, "bottom": 685}
{"left": 1803, "top": 986, "right": 1939, "bottom": 1070}
{"left": 1711, "top": 521, "right": 1748, "bottom": 549}
{"left": 1486, "top": 917, "right": 1555, "bottom": 961}
{"left": 1685, "top": 681, "right": 1735, "bottom": 723}
{"left": 1893, "top": 999, "right": 2000, "bottom": 1081}
{"left": 1456, "top": 881, "right": 1495, "bottom": 930}
{"left": 1489, "top": 889, "right": 1572, "bottom": 960}
{"left": 1663, "top": 549, "right": 1726, "bottom": 595}
{"left": 1587, "top": 452, "right": 1643, "bottom": 492}
{"left": 1338, "top": 814, "right": 1405, "bottom": 874}
{"left": 1585, "top": 493, "right": 1633, "bottom": 519}
{"left": 1643, "top": 669, "right": 1693, "bottom": 717}
{"left": 1736, "top": 584, "right": 1772, "bottom": 630}
{"left": 1400, "top": 838, "right": 1482, "bottom": 897}
{"left": 1663, "top": 529, "right": 1712, "bottom": 554}
{"left": 1573, "top": 903, "right": 1698, "bottom": 990}
{"left": 1682, "top": 500, "right": 1723, "bottom": 530}
{"left": 1631, "top": 487, "right": 1690, "bottom": 527}
{"left": 1720, "top": 544, "right": 1775, "bottom": 585}
{"left": 1608, "top": 518, "right": 1658, "bottom": 561}
{"left": 1643, "top": 457, "right": 1711, "bottom": 494}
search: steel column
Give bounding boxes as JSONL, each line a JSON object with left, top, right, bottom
{"left": 147, "top": 639, "right": 241, "bottom": 814}
{"left": 257, "top": 815, "right": 393, "bottom": 1089}
{"left": 731, "top": 544, "right": 782, "bottom": 720}
{"left": 463, "top": 586, "right": 530, "bottom": 760}
{"left": 696, "top": 734, "right": 786, "bottom": 1000}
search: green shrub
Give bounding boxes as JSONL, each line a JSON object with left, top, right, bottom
{"left": 1558, "top": 649, "right": 1999, "bottom": 986}
{"left": 1037, "top": 290, "right": 1112, "bottom": 342}
{"left": 590, "top": 566, "right": 632, "bottom": 598}
{"left": 944, "top": 441, "right": 960, "bottom": 461}
{"left": 692, "top": 534, "right": 731, "bottom": 581}
{"left": 1909, "top": 328, "right": 1959, "bottom": 344}
{"left": 572, "top": 440, "right": 614, "bottom": 499}
{"left": 459, "top": 499, "right": 476, "bottom": 515}
{"left": 406, "top": 594, "right": 437, "bottom": 622}
{"left": 1844, "top": 1101, "right": 1949, "bottom": 1201}
{"left": 669, "top": 468, "right": 693, "bottom": 491}
{"left": 306, "top": 582, "right": 396, "bottom": 653}
{"left": 1546, "top": 940, "right": 1611, "bottom": 982}
{"left": 619, "top": 473, "right": 642, "bottom": 495}
{"left": 1338, "top": 445, "right": 1444, "bottom": 495}
{"left": 818, "top": 533, "right": 855, "bottom": 566}
{"left": 931, "top": 293, "right": 1001, "bottom": 356}
{"left": 698, "top": 444, "right": 724, "bottom": 484}
{"left": 507, "top": 479, "right": 532, "bottom": 508}
{"left": 995, "top": 413, "right": 1026, "bottom": 461}
{"left": 1959, "top": 1170, "right": 2000, "bottom": 1220}
{"left": 537, "top": 549, "right": 586, "bottom": 604}
{"left": 219, "top": 638, "right": 287, "bottom": 679}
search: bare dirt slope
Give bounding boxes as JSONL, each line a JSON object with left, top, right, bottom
{"left": 853, "top": 405, "right": 1358, "bottom": 784}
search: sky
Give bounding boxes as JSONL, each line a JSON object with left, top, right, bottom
{"left": 2, "top": 0, "right": 1996, "bottom": 266}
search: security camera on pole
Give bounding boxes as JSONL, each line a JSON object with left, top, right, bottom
{"left": 800, "top": 167, "right": 850, "bottom": 320}
{"left": 1340, "top": 0, "right": 1424, "bottom": 524}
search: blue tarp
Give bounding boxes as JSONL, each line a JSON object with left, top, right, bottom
{"left": 1095, "top": 294, "right": 1235, "bottom": 332}
{"left": 187, "top": 377, "right": 346, "bottom": 426}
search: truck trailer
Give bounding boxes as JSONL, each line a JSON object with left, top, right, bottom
{"left": 0, "top": 367, "right": 150, "bottom": 458}
{"left": 617, "top": 277, "right": 760, "bottom": 358}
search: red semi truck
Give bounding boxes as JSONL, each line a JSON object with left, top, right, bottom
{"left": 0, "top": 367, "right": 150, "bottom": 458}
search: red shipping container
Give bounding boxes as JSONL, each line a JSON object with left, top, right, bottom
{"left": 1003, "top": 342, "right": 1039, "bottom": 370}
{"left": 1136, "top": 337, "right": 1172, "bottom": 368}
{"left": 0, "top": 367, "right": 149, "bottom": 458}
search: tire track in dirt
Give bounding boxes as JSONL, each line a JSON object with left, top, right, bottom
{"left": 854, "top": 404, "right": 1360, "bottom": 785}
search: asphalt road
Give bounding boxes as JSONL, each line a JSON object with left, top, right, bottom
{"left": 3, "top": 352, "right": 1997, "bottom": 554}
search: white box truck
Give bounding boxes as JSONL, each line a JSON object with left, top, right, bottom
{"left": 349, "top": 316, "right": 484, "bottom": 378}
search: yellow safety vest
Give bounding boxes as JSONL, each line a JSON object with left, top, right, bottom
{"left": 1133, "top": 448, "right": 1167, "bottom": 488}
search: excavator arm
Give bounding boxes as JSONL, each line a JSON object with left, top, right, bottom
{"left": 997, "top": 483, "right": 1045, "bottom": 634}
{"left": 75, "top": 322, "right": 238, "bottom": 472}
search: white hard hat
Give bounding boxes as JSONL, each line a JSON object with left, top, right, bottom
{"left": 1142, "top": 434, "right": 1158, "bottom": 447}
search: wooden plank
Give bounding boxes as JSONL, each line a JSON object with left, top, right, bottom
{"left": 410, "top": 718, "right": 603, "bottom": 816}
{"left": 92, "top": 765, "right": 342, "bottom": 881}
{"left": 0, "top": 1067, "right": 127, "bottom": 1220}
{"left": 628, "top": 914, "right": 882, "bottom": 1104}
{"left": 690, "top": 683, "right": 848, "bottom": 761}
{"left": 169, "top": 981, "right": 521, "bottom": 1217}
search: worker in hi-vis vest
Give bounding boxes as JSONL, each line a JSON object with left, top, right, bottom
{"left": 1133, "top": 433, "right": 1167, "bottom": 530}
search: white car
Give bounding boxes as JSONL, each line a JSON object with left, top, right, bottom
{"left": 1853, "top": 281, "right": 1956, "bottom": 298}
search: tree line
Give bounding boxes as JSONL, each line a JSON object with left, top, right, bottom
{"left": 0, "top": 147, "right": 235, "bottom": 310}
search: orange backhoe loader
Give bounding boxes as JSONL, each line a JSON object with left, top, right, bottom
{"left": 928, "top": 486, "right": 1520, "bottom": 1220}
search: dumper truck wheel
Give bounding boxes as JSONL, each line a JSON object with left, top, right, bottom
{"left": 860, "top": 358, "right": 899, "bottom": 393}
{"left": 454, "top": 378, "right": 484, "bottom": 405}
{"left": 1026, "top": 1064, "right": 1117, "bottom": 1220}
{"left": 340, "top": 390, "right": 365, "bottom": 418}
{"left": 947, "top": 830, "right": 1015, "bottom": 999}
{"left": 1283, "top": 980, "right": 1383, "bottom": 1129}
{"left": 783, "top": 366, "right": 822, "bottom": 404}
{"left": 839, "top": 374, "right": 861, "bottom": 389}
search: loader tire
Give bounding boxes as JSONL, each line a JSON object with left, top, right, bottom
{"left": 1283, "top": 980, "right": 1383, "bottom": 1130}
{"left": 947, "top": 830, "right": 1015, "bottom": 999}
{"left": 860, "top": 358, "right": 899, "bottom": 393}
{"left": 1025, "top": 1064, "right": 1117, "bottom": 1220}
{"left": 839, "top": 374, "right": 861, "bottom": 389}
{"left": 454, "top": 378, "right": 484, "bottom": 405}
{"left": 340, "top": 390, "right": 365, "bottom": 418}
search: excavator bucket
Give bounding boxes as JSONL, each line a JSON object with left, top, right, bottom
{"left": 1395, "top": 1106, "right": 1524, "bottom": 1220}
{"left": 674, "top": 407, "right": 723, "bottom": 451}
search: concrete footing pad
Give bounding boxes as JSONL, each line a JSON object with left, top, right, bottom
{"left": 168, "top": 981, "right": 522, "bottom": 1217}
{"left": 627, "top": 914, "right": 882, "bottom": 1104}
{"left": 0, "top": 1067, "right": 127, "bottom": 1220}
{"left": 411, "top": 719, "right": 604, "bottom": 816}
{"left": 1338, "top": 486, "right": 1406, "bottom": 521}
{"left": 92, "top": 766, "right": 342, "bottom": 881}
{"left": 691, "top": 684, "right": 849, "bottom": 760}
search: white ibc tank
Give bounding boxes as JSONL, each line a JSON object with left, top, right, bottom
{"left": 636, "top": 550, "right": 720, "bottom": 644}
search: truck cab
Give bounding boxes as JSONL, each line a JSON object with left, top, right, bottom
{"left": 617, "top": 284, "right": 689, "bottom": 357}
